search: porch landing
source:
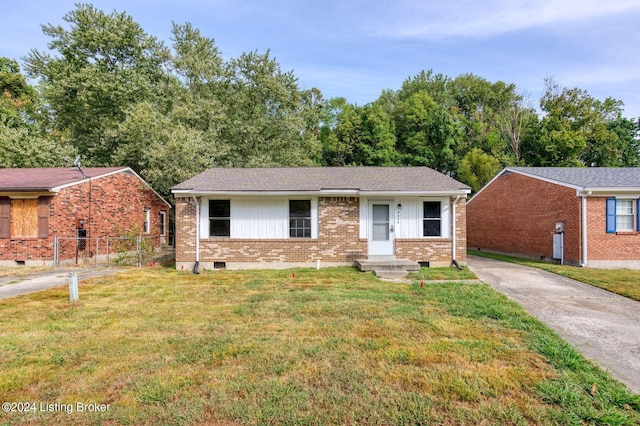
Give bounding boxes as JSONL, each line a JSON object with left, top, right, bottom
{"left": 355, "top": 257, "right": 420, "bottom": 280}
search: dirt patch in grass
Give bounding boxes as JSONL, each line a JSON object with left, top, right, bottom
{"left": 409, "top": 265, "right": 477, "bottom": 281}
{"left": 1, "top": 267, "right": 638, "bottom": 425}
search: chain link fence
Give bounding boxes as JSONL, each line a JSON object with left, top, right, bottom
{"left": 53, "top": 235, "right": 169, "bottom": 267}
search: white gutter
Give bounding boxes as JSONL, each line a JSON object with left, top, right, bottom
{"left": 581, "top": 191, "right": 591, "bottom": 267}
{"left": 192, "top": 195, "right": 200, "bottom": 264}
{"left": 452, "top": 195, "right": 461, "bottom": 262}
{"left": 172, "top": 190, "right": 471, "bottom": 197}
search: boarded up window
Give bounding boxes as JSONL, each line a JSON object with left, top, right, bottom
{"left": 11, "top": 199, "right": 39, "bottom": 238}
{"left": 0, "top": 197, "right": 10, "bottom": 238}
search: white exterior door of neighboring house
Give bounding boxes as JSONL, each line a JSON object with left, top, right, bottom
{"left": 368, "top": 201, "right": 394, "bottom": 256}
{"left": 159, "top": 211, "right": 167, "bottom": 244}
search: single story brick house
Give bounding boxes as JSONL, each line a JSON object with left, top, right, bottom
{"left": 171, "top": 167, "right": 470, "bottom": 270}
{"left": 467, "top": 167, "right": 640, "bottom": 269}
{"left": 0, "top": 167, "right": 171, "bottom": 266}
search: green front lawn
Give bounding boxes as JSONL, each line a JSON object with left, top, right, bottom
{"left": 470, "top": 251, "right": 640, "bottom": 302}
{"left": 0, "top": 267, "right": 638, "bottom": 425}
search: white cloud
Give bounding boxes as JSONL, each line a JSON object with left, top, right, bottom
{"left": 377, "top": 0, "right": 640, "bottom": 39}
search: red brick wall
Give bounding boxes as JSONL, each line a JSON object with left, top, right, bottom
{"left": 0, "top": 171, "right": 169, "bottom": 264}
{"left": 467, "top": 173, "right": 582, "bottom": 263}
{"left": 175, "top": 196, "right": 465, "bottom": 267}
{"left": 586, "top": 197, "right": 640, "bottom": 261}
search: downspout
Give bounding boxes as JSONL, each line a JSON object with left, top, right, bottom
{"left": 580, "top": 191, "right": 591, "bottom": 267}
{"left": 192, "top": 195, "right": 200, "bottom": 274}
{"left": 451, "top": 195, "right": 462, "bottom": 270}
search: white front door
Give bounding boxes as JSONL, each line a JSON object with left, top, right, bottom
{"left": 368, "top": 202, "right": 394, "bottom": 256}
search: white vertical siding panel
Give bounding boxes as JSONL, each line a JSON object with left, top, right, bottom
{"left": 311, "top": 197, "right": 318, "bottom": 239}
{"left": 400, "top": 198, "right": 420, "bottom": 238}
{"left": 441, "top": 199, "right": 451, "bottom": 238}
{"left": 200, "top": 198, "right": 209, "bottom": 238}
{"left": 359, "top": 197, "right": 368, "bottom": 239}
{"left": 235, "top": 197, "right": 287, "bottom": 239}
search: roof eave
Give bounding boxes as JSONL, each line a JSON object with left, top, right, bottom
{"left": 0, "top": 190, "right": 59, "bottom": 197}
{"left": 172, "top": 189, "right": 470, "bottom": 197}
{"left": 581, "top": 187, "right": 640, "bottom": 195}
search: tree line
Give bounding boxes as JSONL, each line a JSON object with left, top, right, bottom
{"left": 1, "top": 4, "right": 638, "bottom": 198}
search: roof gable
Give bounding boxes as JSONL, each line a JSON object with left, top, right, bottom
{"left": 470, "top": 166, "right": 640, "bottom": 203}
{"left": 172, "top": 167, "right": 470, "bottom": 194}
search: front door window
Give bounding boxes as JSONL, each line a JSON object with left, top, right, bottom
{"left": 372, "top": 204, "right": 390, "bottom": 241}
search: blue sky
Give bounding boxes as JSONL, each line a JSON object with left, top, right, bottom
{"left": 2, "top": 0, "right": 640, "bottom": 118}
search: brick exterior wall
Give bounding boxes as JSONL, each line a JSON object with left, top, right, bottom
{"left": 175, "top": 196, "right": 465, "bottom": 268}
{"left": 395, "top": 197, "right": 467, "bottom": 265}
{"left": 467, "top": 173, "right": 582, "bottom": 263}
{"left": 0, "top": 171, "right": 169, "bottom": 265}
{"left": 586, "top": 197, "right": 640, "bottom": 261}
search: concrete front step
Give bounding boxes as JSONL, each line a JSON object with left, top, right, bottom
{"left": 355, "top": 258, "right": 420, "bottom": 272}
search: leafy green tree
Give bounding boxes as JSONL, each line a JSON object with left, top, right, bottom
{"left": 357, "top": 102, "right": 398, "bottom": 165}
{"left": 457, "top": 148, "right": 501, "bottom": 193}
{"left": 1, "top": 58, "right": 38, "bottom": 128}
{"left": 396, "top": 70, "right": 451, "bottom": 106}
{"left": 395, "top": 92, "right": 461, "bottom": 173}
{"left": 109, "top": 99, "right": 227, "bottom": 196}
{"left": 607, "top": 117, "right": 640, "bottom": 167}
{"left": 0, "top": 126, "right": 74, "bottom": 168}
{"left": 25, "top": 4, "right": 172, "bottom": 165}
{"left": 448, "top": 74, "right": 517, "bottom": 161}
{"left": 216, "top": 50, "right": 321, "bottom": 167}
{"left": 530, "top": 79, "right": 625, "bottom": 167}
{"left": 0, "top": 57, "right": 73, "bottom": 167}
{"left": 320, "top": 98, "right": 364, "bottom": 166}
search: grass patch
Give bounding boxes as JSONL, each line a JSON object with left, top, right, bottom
{"left": 470, "top": 251, "right": 640, "bottom": 302}
{"left": 0, "top": 267, "right": 638, "bottom": 425}
{"left": 0, "top": 266, "right": 53, "bottom": 279}
{"left": 409, "top": 265, "right": 477, "bottom": 281}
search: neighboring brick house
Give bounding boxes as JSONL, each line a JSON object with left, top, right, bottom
{"left": 171, "top": 167, "right": 470, "bottom": 270}
{"left": 0, "top": 167, "right": 171, "bottom": 266}
{"left": 467, "top": 167, "right": 640, "bottom": 269}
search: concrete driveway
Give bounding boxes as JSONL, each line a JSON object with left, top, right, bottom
{"left": 467, "top": 255, "right": 640, "bottom": 394}
{"left": 0, "top": 268, "right": 123, "bottom": 300}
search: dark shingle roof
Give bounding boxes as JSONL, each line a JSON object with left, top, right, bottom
{"left": 172, "top": 167, "right": 470, "bottom": 193}
{"left": 509, "top": 167, "right": 640, "bottom": 189}
{"left": 0, "top": 167, "right": 129, "bottom": 191}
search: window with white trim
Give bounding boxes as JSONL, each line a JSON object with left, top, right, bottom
{"left": 606, "top": 198, "right": 638, "bottom": 233}
{"left": 209, "top": 200, "right": 230, "bottom": 237}
{"left": 143, "top": 208, "right": 151, "bottom": 234}
{"left": 423, "top": 201, "right": 441, "bottom": 237}
{"left": 289, "top": 200, "right": 311, "bottom": 238}
{"left": 616, "top": 199, "right": 636, "bottom": 232}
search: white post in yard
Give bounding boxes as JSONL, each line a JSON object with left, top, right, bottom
{"left": 53, "top": 235, "right": 58, "bottom": 267}
{"left": 68, "top": 272, "right": 79, "bottom": 302}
